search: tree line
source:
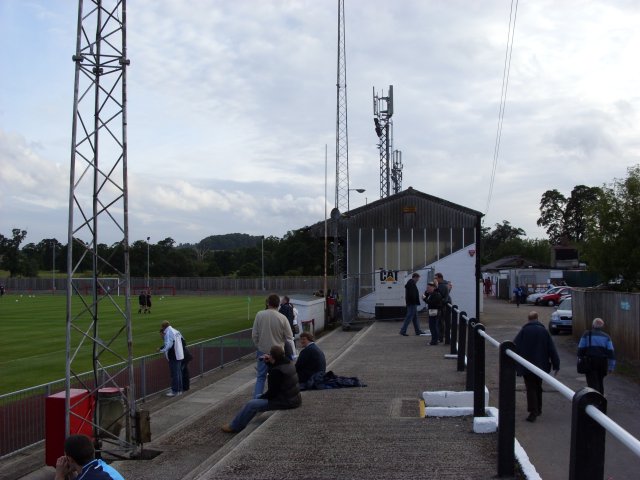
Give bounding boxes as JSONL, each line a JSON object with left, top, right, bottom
{"left": 0, "top": 230, "right": 326, "bottom": 279}
{"left": 482, "top": 165, "right": 640, "bottom": 291}
{"left": 2, "top": 165, "right": 638, "bottom": 290}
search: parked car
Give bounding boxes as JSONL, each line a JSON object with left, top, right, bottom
{"left": 527, "top": 286, "right": 566, "bottom": 305}
{"left": 549, "top": 297, "right": 572, "bottom": 335}
{"left": 538, "top": 287, "right": 572, "bottom": 306}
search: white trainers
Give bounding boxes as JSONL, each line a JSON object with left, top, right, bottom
{"left": 166, "top": 391, "right": 182, "bottom": 397}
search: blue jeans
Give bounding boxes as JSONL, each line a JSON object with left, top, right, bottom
{"left": 230, "top": 398, "right": 269, "bottom": 432}
{"left": 253, "top": 351, "right": 269, "bottom": 398}
{"left": 169, "top": 358, "right": 183, "bottom": 393}
{"left": 428, "top": 315, "right": 439, "bottom": 344}
{"left": 400, "top": 304, "right": 420, "bottom": 334}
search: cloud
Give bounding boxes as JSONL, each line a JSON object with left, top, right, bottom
{"left": 3, "top": 0, "right": 640, "bottom": 246}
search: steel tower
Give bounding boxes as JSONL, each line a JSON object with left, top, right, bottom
{"left": 335, "top": 0, "right": 350, "bottom": 212}
{"left": 373, "top": 85, "right": 403, "bottom": 197}
{"left": 66, "top": 0, "right": 137, "bottom": 454}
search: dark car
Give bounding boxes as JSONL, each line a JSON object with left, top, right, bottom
{"left": 538, "top": 287, "right": 571, "bottom": 306}
{"left": 549, "top": 297, "right": 572, "bottom": 335}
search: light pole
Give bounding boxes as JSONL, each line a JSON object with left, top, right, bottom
{"left": 146, "top": 237, "right": 150, "bottom": 289}
{"left": 261, "top": 236, "right": 265, "bottom": 291}
{"left": 52, "top": 241, "right": 56, "bottom": 294}
{"left": 348, "top": 188, "right": 365, "bottom": 211}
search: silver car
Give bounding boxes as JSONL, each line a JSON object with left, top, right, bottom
{"left": 549, "top": 297, "right": 572, "bottom": 335}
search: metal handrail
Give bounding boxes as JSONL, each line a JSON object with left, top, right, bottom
{"left": 455, "top": 307, "right": 640, "bottom": 479}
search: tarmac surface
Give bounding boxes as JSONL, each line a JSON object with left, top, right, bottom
{"left": 5, "top": 297, "right": 640, "bottom": 479}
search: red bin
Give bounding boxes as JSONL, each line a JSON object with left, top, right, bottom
{"left": 45, "top": 389, "right": 94, "bottom": 466}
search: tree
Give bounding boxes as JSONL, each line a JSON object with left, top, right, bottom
{"left": 563, "top": 185, "right": 602, "bottom": 243}
{"left": 537, "top": 185, "right": 602, "bottom": 245}
{"left": 582, "top": 165, "right": 640, "bottom": 290}
{"left": 0, "top": 229, "right": 28, "bottom": 276}
{"left": 481, "top": 220, "right": 526, "bottom": 263}
{"left": 537, "top": 189, "right": 567, "bottom": 243}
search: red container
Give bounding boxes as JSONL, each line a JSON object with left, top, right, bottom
{"left": 45, "top": 389, "right": 94, "bottom": 466}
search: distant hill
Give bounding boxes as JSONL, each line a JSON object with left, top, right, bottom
{"left": 178, "top": 233, "right": 261, "bottom": 251}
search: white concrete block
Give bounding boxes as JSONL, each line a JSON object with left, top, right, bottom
{"left": 473, "top": 416, "right": 497, "bottom": 433}
{"left": 422, "top": 387, "right": 489, "bottom": 408}
{"left": 425, "top": 406, "right": 472, "bottom": 417}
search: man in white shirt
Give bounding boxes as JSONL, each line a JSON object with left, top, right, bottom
{"left": 252, "top": 294, "right": 294, "bottom": 398}
{"left": 158, "top": 320, "right": 184, "bottom": 397}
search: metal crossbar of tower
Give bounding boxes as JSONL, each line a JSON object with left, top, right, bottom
{"left": 66, "top": 0, "right": 137, "bottom": 455}
{"left": 335, "top": 0, "right": 349, "bottom": 212}
{"left": 373, "top": 85, "right": 396, "bottom": 198}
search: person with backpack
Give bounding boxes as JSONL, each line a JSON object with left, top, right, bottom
{"left": 577, "top": 318, "right": 615, "bottom": 395}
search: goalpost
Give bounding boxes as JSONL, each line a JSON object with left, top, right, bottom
{"left": 73, "top": 277, "right": 123, "bottom": 296}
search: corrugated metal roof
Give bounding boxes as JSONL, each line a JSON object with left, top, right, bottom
{"left": 306, "top": 187, "right": 482, "bottom": 236}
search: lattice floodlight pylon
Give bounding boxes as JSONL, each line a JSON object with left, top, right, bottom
{"left": 335, "top": 0, "right": 349, "bottom": 212}
{"left": 66, "top": 0, "right": 136, "bottom": 454}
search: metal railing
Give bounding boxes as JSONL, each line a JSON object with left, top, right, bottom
{"left": 0, "top": 329, "right": 253, "bottom": 458}
{"left": 442, "top": 303, "right": 640, "bottom": 479}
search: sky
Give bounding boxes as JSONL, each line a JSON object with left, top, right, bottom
{"left": 1, "top": 0, "right": 640, "bottom": 247}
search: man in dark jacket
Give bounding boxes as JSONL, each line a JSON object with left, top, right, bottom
{"left": 222, "top": 345, "right": 301, "bottom": 433}
{"left": 514, "top": 311, "right": 560, "bottom": 422}
{"left": 279, "top": 295, "right": 295, "bottom": 332}
{"left": 296, "top": 332, "right": 326, "bottom": 389}
{"left": 435, "top": 272, "right": 452, "bottom": 342}
{"left": 400, "top": 273, "right": 426, "bottom": 336}
{"left": 423, "top": 282, "right": 443, "bottom": 345}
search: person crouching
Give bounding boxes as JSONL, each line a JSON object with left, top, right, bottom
{"left": 222, "top": 345, "right": 301, "bottom": 433}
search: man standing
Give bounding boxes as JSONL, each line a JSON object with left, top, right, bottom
{"left": 423, "top": 282, "right": 443, "bottom": 345}
{"left": 435, "top": 272, "right": 452, "bottom": 342}
{"left": 145, "top": 291, "right": 152, "bottom": 314}
{"left": 138, "top": 291, "right": 146, "bottom": 314}
{"left": 252, "top": 294, "right": 294, "bottom": 398}
{"left": 578, "top": 318, "right": 615, "bottom": 395}
{"left": 158, "top": 320, "right": 184, "bottom": 397}
{"left": 296, "top": 332, "right": 327, "bottom": 389}
{"left": 222, "top": 345, "right": 301, "bottom": 433}
{"left": 400, "top": 273, "right": 426, "bottom": 336}
{"left": 514, "top": 311, "right": 560, "bottom": 422}
{"left": 279, "top": 295, "right": 295, "bottom": 333}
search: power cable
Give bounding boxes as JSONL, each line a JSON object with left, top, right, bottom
{"left": 485, "top": 0, "right": 519, "bottom": 216}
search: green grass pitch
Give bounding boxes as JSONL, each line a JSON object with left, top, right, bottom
{"left": 0, "top": 293, "right": 267, "bottom": 394}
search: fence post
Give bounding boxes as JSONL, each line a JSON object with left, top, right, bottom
{"left": 457, "top": 310, "right": 466, "bottom": 372}
{"left": 140, "top": 357, "right": 146, "bottom": 402}
{"left": 444, "top": 303, "right": 451, "bottom": 345}
{"left": 449, "top": 305, "right": 458, "bottom": 355}
{"left": 498, "top": 341, "right": 516, "bottom": 477}
{"left": 199, "top": 344, "right": 204, "bottom": 378}
{"left": 569, "top": 388, "right": 607, "bottom": 480}
{"left": 220, "top": 337, "right": 224, "bottom": 369}
{"left": 473, "top": 322, "right": 485, "bottom": 418}
{"left": 466, "top": 316, "right": 475, "bottom": 391}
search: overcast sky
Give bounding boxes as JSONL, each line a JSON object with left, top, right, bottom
{"left": 1, "top": 0, "right": 639, "bottom": 247}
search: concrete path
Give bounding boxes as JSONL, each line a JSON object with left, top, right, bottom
{"left": 7, "top": 297, "right": 640, "bottom": 479}
{"left": 480, "top": 298, "right": 640, "bottom": 480}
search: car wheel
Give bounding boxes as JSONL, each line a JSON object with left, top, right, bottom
{"left": 534, "top": 299, "right": 539, "bottom": 306}
{"left": 547, "top": 299, "right": 555, "bottom": 307}
{"left": 549, "top": 324, "right": 558, "bottom": 335}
